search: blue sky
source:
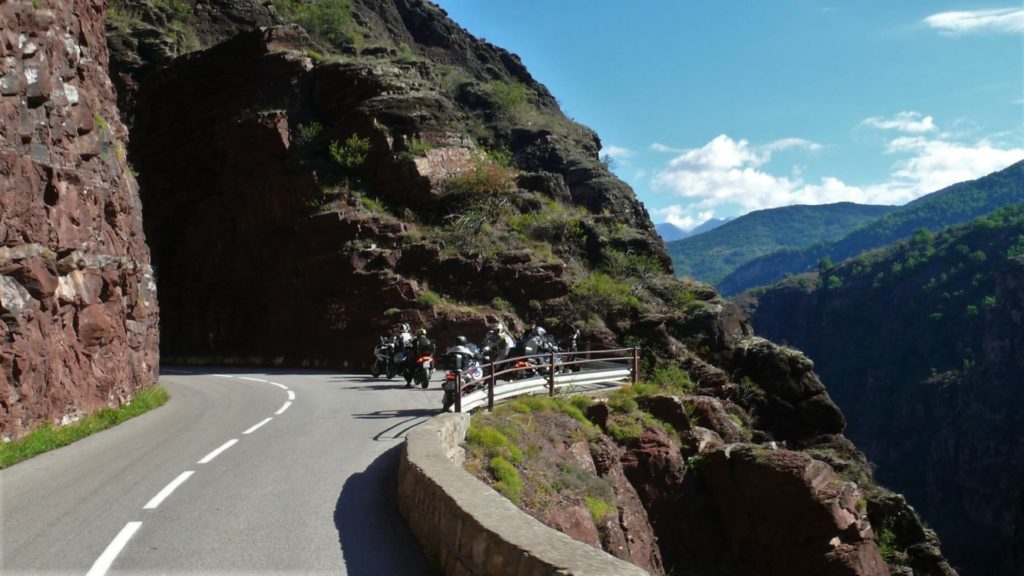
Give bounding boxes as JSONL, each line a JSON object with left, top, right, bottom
{"left": 433, "top": 1, "right": 1024, "bottom": 229}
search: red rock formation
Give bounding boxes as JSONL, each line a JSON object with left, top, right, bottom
{"left": 702, "top": 445, "right": 889, "bottom": 576}
{"left": 0, "top": 0, "right": 158, "bottom": 440}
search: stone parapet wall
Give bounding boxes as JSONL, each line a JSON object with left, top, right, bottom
{"left": 398, "top": 413, "right": 649, "bottom": 576}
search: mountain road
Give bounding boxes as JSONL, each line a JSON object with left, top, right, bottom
{"left": 0, "top": 369, "right": 438, "bottom": 575}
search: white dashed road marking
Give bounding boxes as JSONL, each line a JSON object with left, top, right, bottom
{"left": 85, "top": 521, "right": 142, "bottom": 576}
{"left": 198, "top": 439, "right": 238, "bottom": 464}
{"left": 243, "top": 417, "right": 273, "bottom": 435}
{"left": 143, "top": 471, "right": 194, "bottom": 510}
{"left": 88, "top": 373, "right": 292, "bottom": 573}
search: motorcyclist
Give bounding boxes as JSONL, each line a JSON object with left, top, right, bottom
{"left": 481, "top": 323, "right": 515, "bottom": 361}
{"left": 446, "top": 335, "right": 481, "bottom": 365}
{"left": 521, "top": 325, "right": 557, "bottom": 355}
{"left": 405, "top": 328, "right": 435, "bottom": 386}
{"left": 397, "top": 323, "right": 414, "bottom": 349}
{"left": 441, "top": 336, "right": 483, "bottom": 411}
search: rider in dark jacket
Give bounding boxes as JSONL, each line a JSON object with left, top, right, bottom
{"left": 405, "top": 328, "right": 435, "bottom": 386}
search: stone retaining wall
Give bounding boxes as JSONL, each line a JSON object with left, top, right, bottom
{"left": 397, "top": 413, "right": 650, "bottom": 576}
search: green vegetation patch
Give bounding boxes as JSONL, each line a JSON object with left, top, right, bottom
{"left": 416, "top": 290, "right": 441, "bottom": 308}
{"left": 0, "top": 386, "right": 169, "bottom": 469}
{"left": 466, "top": 425, "right": 523, "bottom": 463}
{"left": 489, "top": 456, "right": 523, "bottom": 502}
{"left": 487, "top": 81, "right": 528, "bottom": 113}
{"left": 584, "top": 495, "right": 615, "bottom": 523}
{"left": 272, "top": 0, "right": 352, "bottom": 48}
{"left": 648, "top": 364, "right": 695, "bottom": 394}
{"left": 329, "top": 134, "right": 371, "bottom": 172}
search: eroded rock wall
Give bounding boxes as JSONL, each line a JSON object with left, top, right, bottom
{"left": 0, "top": 0, "right": 158, "bottom": 440}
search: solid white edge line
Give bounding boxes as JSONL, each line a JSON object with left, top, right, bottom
{"left": 287, "top": 390, "right": 295, "bottom": 400}
{"left": 269, "top": 382, "right": 288, "bottom": 390}
{"left": 85, "top": 521, "right": 142, "bottom": 576}
{"left": 212, "top": 374, "right": 235, "bottom": 379}
{"left": 243, "top": 417, "right": 273, "bottom": 435}
{"left": 275, "top": 401, "right": 292, "bottom": 415}
{"left": 143, "top": 471, "right": 194, "bottom": 510}
{"left": 237, "top": 376, "right": 267, "bottom": 383}
{"left": 198, "top": 439, "right": 238, "bottom": 464}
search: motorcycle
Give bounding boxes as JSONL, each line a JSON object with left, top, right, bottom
{"left": 411, "top": 353, "right": 435, "bottom": 388}
{"left": 441, "top": 351, "right": 485, "bottom": 411}
{"left": 507, "top": 328, "right": 581, "bottom": 379}
{"left": 370, "top": 336, "right": 397, "bottom": 379}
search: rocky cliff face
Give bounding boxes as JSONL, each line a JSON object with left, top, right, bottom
{"left": 463, "top": 300, "right": 956, "bottom": 575}
{"left": 741, "top": 210, "right": 1024, "bottom": 575}
{"left": 0, "top": 0, "right": 159, "bottom": 440}
{"left": 110, "top": 1, "right": 665, "bottom": 368}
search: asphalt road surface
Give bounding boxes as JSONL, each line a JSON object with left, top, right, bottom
{"left": 1, "top": 368, "right": 441, "bottom": 575}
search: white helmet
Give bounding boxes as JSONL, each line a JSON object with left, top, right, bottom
{"left": 536, "top": 327, "right": 546, "bottom": 337}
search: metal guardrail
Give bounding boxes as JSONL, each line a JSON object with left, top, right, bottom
{"left": 448, "top": 347, "right": 640, "bottom": 413}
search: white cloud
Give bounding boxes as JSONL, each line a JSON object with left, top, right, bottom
{"left": 656, "top": 206, "right": 716, "bottom": 231}
{"left": 651, "top": 142, "right": 683, "bottom": 153}
{"left": 862, "top": 111, "right": 937, "bottom": 133}
{"left": 601, "top": 145, "right": 634, "bottom": 160}
{"left": 764, "top": 138, "right": 824, "bottom": 153}
{"left": 651, "top": 125, "right": 1024, "bottom": 226}
{"left": 885, "top": 136, "right": 1024, "bottom": 194}
{"left": 662, "top": 135, "right": 769, "bottom": 171}
{"left": 652, "top": 135, "right": 870, "bottom": 215}
{"left": 924, "top": 8, "right": 1024, "bottom": 35}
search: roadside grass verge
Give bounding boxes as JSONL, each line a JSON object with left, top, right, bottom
{"left": 0, "top": 386, "right": 169, "bottom": 469}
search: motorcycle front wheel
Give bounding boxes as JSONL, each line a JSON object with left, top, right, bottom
{"left": 386, "top": 362, "right": 396, "bottom": 380}
{"left": 370, "top": 360, "right": 381, "bottom": 378}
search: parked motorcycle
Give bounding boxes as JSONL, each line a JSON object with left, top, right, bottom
{"left": 411, "top": 353, "right": 435, "bottom": 388}
{"left": 370, "top": 336, "right": 397, "bottom": 379}
{"left": 507, "top": 327, "right": 581, "bottom": 379}
{"left": 440, "top": 349, "right": 485, "bottom": 411}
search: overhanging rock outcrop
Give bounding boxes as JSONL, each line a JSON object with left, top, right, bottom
{"left": 0, "top": 0, "right": 159, "bottom": 440}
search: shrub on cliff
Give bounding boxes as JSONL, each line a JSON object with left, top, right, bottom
{"left": 272, "top": 0, "right": 351, "bottom": 48}
{"left": 329, "top": 134, "right": 370, "bottom": 172}
{"left": 444, "top": 148, "right": 517, "bottom": 196}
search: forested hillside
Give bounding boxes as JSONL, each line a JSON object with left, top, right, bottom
{"left": 667, "top": 202, "right": 895, "bottom": 285}
{"left": 720, "top": 160, "right": 1024, "bottom": 294}
{"left": 741, "top": 205, "right": 1024, "bottom": 575}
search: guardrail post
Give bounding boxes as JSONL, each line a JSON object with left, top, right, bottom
{"left": 631, "top": 347, "right": 640, "bottom": 385}
{"left": 548, "top": 350, "right": 556, "bottom": 397}
{"left": 454, "top": 369, "right": 462, "bottom": 413}
{"left": 487, "top": 360, "right": 495, "bottom": 412}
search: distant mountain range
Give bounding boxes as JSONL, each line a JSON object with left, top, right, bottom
{"left": 655, "top": 217, "right": 731, "bottom": 242}
{"left": 666, "top": 203, "right": 896, "bottom": 285}
{"left": 718, "top": 159, "right": 1024, "bottom": 295}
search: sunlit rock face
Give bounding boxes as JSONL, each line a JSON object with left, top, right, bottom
{"left": 0, "top": 0, "right": 159, "bottom": 440}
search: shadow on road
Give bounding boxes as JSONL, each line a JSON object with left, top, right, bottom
{"left": 353, "top": 409, "right": 436, "bottom": 440}
{"left": 344, "top": 382, "right": 410, "bottom": 391}
{"left": 334, "top": 444, "right": 431, "bottom": 576}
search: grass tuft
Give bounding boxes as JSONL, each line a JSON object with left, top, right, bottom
{"left": 490, "top": 456, "right": 523, "bottom": 502}
{"left": 0, "top": 386, "right": 169, "bottom": 469}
